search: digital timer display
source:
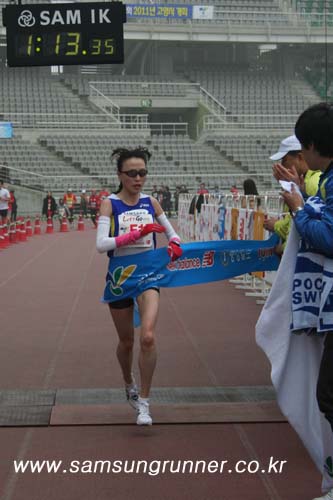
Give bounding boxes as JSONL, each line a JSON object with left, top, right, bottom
{"left": 3, "top": 2, "right": 126, "bottom": 67}
{"left": 15, "top": 32, "right": 116, "bottom": 58}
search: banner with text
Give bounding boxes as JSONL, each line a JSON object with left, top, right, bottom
{"left": 102, "top": 236, "right": 279, "bottom": 303}
{"left": 126, "top": 4, "right": 192, "bottom": 19}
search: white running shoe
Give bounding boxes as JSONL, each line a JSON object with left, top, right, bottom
{"left": 313, "top": 489, "right": 333, "bottom": 500}
{"left": 136, "top": 399, "right": 152, "bottom": 426}
{"left": 125, "top": 380, "right": 139, "bottom": 410}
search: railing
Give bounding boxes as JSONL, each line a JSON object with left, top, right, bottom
{"left": 89, "top": 84, "right": 120, "bottom": 121}
{"left": 199, "top": 87, "right": 226, "bottom": 120}
{"left": 2, "top": 112, "right": 122, "bottom": 129}
{"left": 298, "top": 10, "right": 333, "bottom": 27}
{"left": 149, "top": 122, "right": 188, "bottom": 135}
{"left": 88, "top": 81, "right": 200, "bottom": 98}
{"left": 177, "top": 191, "right": 282, "bottom": 243}
{"left": 0, "top": 112, "right": 151, "bottom": 130}
{"left": 198, "top": 113, "right": 300, "bottom": 135}
{"left": 119, "top": 114, "right": 149, "bottom": 129}
{"left": 5, "top": 165, "right": 273, "bottom": 186}
{"left": 88, "top": 81, "right": 226, "bottom": 123}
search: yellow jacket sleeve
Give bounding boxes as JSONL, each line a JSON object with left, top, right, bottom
{"left": 274, "top": 214, "right": 292, "bottom": 242}
{"left": 305, "top": 170, "right": 322, "bottom": 197}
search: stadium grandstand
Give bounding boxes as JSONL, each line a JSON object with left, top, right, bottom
{"left": 0, "top": 0, "right": 332, "bottom": 209}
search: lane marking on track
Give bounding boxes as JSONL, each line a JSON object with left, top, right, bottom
{"left": 166, "top": 289, "right": 220, "bottom": 387}
{"left": 234, "top": 423, "right": 283, "bottom": 500}
{"left": 0, "top": 241, "right": 59, "bottom": 289}
{"left": 42, "top": 243, "right": 97, "bottom": 388}
{"left": 1, "top": 241, "right": 97, "bottom": 500}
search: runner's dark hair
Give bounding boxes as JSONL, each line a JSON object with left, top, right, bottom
{"left": 111, "top": 147, "right": 152, "bottom": 194}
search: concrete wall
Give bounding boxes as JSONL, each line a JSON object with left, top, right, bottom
{"left": 7, "top": 184, "right": 44, "bottom": 216}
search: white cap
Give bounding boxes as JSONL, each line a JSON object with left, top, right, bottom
{"left": 81, "top": 189, "right": 86, "bottom": 193}
{"left": 270, "top": 135, "right": 302, "bottom": 161}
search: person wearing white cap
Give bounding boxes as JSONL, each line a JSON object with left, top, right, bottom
{"left": 269, "top": 134, "right": 302, "bottom": 162}
{"left": 264, "top": 134, "right": 321, "bottom": 251}
{"left": 270, "top": 134, "right": 320, "bottom": 195}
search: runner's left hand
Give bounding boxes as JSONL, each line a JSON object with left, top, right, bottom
{"left": 167, "top": 240, "right": 183, "bottom": 261}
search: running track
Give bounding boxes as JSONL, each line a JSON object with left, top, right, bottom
{"left": 0, "top": 225, "right": 321, "bottom": 500}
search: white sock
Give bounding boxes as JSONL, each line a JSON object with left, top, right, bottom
{"left": 125, "top": 380, "right": 136, "bottom": 391}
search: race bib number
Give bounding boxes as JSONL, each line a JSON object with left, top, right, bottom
{"left": 118, "top": 210, "right": 154, "bottom": 248}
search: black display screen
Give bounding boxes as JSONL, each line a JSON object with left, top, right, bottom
{"left": 3, "top": 2, "right": 126, "bottom": 67}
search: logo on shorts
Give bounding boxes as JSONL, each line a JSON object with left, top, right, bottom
{"left": 109, "top": 265, "right": 137, "bottom": 296}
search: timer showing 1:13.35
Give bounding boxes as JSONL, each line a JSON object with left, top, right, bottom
{"left": 15, "top": 32, "right": 115, "bottom": 57}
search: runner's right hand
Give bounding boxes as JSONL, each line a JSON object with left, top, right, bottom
{"left": 140, "top": 223, "right": 166, "bottom": 237}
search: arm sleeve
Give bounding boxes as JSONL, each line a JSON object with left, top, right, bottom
{"left": 96, "top": 215, "right": 117, "bottom": 253}
{"left": 294, "top": 176, "right": 333, "bottom": 256}
{"left": 156, "top": 212, "right": 181, "bottom": 242}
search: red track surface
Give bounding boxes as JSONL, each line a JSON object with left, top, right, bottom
{"left": 0, "top": 227, "right": 321, "bottom": 500}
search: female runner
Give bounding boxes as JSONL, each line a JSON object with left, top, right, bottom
{"left": 96, "top": 147, "right": 182, "bottom": 425}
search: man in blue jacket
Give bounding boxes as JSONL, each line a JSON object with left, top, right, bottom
{"left": 282, "top": 102, "right": 333, "bottom": 500}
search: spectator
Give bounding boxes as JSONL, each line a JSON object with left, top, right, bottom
{"left": 157, "top": 185, "right": 165, "bottom": 208}
{"left": 80, "top": 190, "right": 88, "bottom": 217}
{"left": 242, "top": 178, "right": 260, "bottom": 209}
{"left": 264, "top": 135, "right": 321, "bottom": 252}
{"left": 57, "top": 198, "right": 70, "bottom": 220}
{"left": 89, "top": 189, "right": 99, "bottom": 227}
{"left": 63, "top": 188, "right": 77, "bottom": 224}
{"left": 0, "top": 179, "right": 10, "bottom": 225}
{"left": 197, "top": 182, "right": 209, "bottom": 195}
{"left": 9, "top": 189, "right": 17, "bottom": 222}
{"left": 230, "top": 184, "right": 239, "bottom": 200}
{"left": 99, "top": 188, "right": 110, "bottom": 204}
{"left": 179, "top": 184, "right": 189, "bottom": 194}
{"left": 174, "top": 186, "right": 180, "bottom": 213}
{"left": 163, "top": 186, "right": 172, "bottom": 217}
{"left": 151, "top": 185, "right": 159, "bottom": 199}
{"left": 42, "top": 191, "right": 57, "bottom": 219}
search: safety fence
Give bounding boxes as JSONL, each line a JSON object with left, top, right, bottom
{"left": 178, "top": 192, "right": 285, "bottom": 303}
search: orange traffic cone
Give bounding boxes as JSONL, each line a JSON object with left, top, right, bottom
{"left": 16, "top": 220, "right": 22, "bottom": 243}
{"left": 77, "top": 213, "right": 84, "bottom": 231}
{"left": 21, "top": 219, "right": 27, "bottom": 242}
{"left": 14, "top": 222, "right": 19, "bottom": 243}
{"left": 9, "top": 223, "right": 17, "bottom": 244}
{"left": 0, "top": 224, "right": 6, "bottom": 250}
{"left": 18, "top": 219, "right": 25, "bottom": 243}
{"left": 34, "top": 216, "right": 41, "bottom": 235}
{"left": 26, "top": 217, "right": 33, "bottom": 237}
{"left": 3, "top": 224, "right": 10, "bottom": 247}
{"left": 60, "top": 216, "right": 69, "bottom": 232}
{"left": 46, "top": 216, "right": 53, "bottom": 234}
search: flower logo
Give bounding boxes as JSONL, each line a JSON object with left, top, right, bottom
{"left": 109, "top": 265, "right": 137, "bottom": 296}
{"left": 18, "top": 10, "right": 36, "bottom": 27}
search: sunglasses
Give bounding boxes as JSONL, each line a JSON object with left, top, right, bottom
{"left": 121, "top": 169, "right": 148, "bottom": 178}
